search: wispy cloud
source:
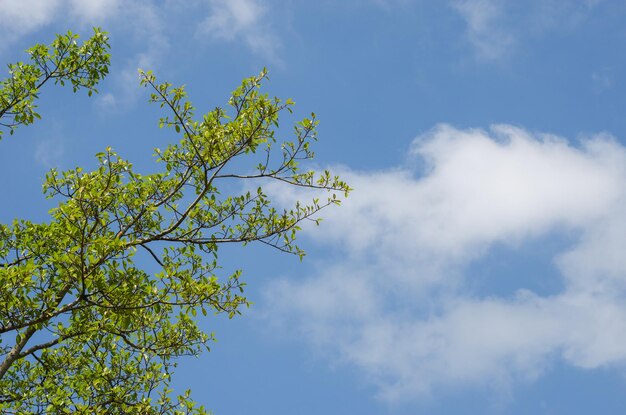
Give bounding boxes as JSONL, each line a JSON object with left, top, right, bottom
{"left": 0, "top": 0, "right": 62, "bottom": 44}
{"left": 198, "top": 0, "right": 281, "bottom": 62}
{"left": 263, "top": 124, "right": 626, "bottom": 400}
{"left": 451, "top": 0, "right": 513, "bottom": 61}
{"left": 0, "top": 0, "right": 122, "bottom": 41}
{"left": 34, "top": 138, "right": 65, "bottom": 167}
{"left": 592, "top": 68, "right": 613, "bottom": 93}
{"left": 98, "top": 1, "right": 171, "bottom": 111}
{"left": 451, "top": 0, "right": 605, "bottom": 61}
{"left": 66, "top": 0, "right": 121, "bottom": 23}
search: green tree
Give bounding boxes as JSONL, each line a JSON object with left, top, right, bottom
{"left": 0, "top": 31, "right": 350, "bottom": 414}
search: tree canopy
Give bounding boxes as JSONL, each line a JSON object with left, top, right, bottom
{"left": 0, "top": 29, "right": 349, "bottom": 414}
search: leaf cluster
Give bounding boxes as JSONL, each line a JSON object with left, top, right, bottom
{"left": 0, "top": 28, "right": 110, "bottom": 138}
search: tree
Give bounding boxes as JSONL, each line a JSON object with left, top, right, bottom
{"left": 0, "top": 30, "right": 350, "bottom": 414}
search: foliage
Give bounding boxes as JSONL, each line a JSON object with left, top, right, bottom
{"left": 0, "top": 28, "right": 110, "bottom": 138}
{"left": 0, "top": 32, "right": 349, "bottom": 414}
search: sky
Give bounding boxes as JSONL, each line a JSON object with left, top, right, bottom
{"left": 2, "top": 0, "right": 626, "bottom": 413}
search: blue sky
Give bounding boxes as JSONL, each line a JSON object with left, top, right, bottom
{"left": 3, "top": 0, "right": 626, "bottom": 413}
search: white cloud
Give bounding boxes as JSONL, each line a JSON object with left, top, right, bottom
{"left": 199, "top": 0, "right": 280, "bottom": 61}
{"left": 96, "top": 92, "right": 117, "bottom": 110}
{"left": 0, "top": 0, "right": 120, "bottom": 40}
{"left": 451, "top": 0, "right": 605, "bottom": 60}
{"left": 451, "top": 0, "right": 513, "bottom": 60}
{"left": 263, "top": 124, "right": 626, "bottom": 401}
{"left": 102, "top": 1, "right": 171, "bottom": 110}
{"left": 66, "top": 0, "right": 121, "bottom": 22}
{"left": 0, "top": 0, "right": 62, "bottom": 41}
{"left": 203, "top": 0, "right": 263, "bottom": 38}
{"left": 34, "top": 138, "right": 64, "bottom": 167}
{"left": 592, "top": 68, "right": 613, "bottom": 93}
